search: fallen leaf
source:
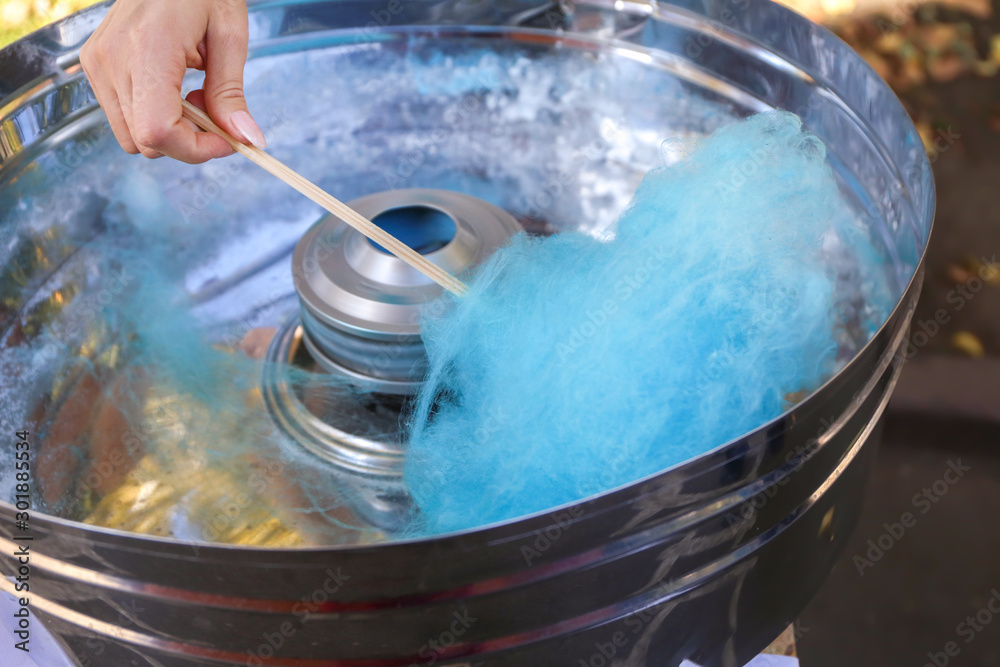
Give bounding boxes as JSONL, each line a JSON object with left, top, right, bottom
{"left": 963, "top": 256, "right": 1000, "bottom": 285}
{"left": 916, "top": 121, "right": 936, "bottom": 153}
{"left": 951, "top": 331, "right": 985, "bottom": 358}
{"left": 973, "top": 60, "right": 998, "bottom": 77}
{"left": 938, "top": 0, "right": 992, "bottom": 19}
{"left": 920, "top": 24, "right": 960, "bottom": 53}
{"left": 947, "top": 264, "right": 974, "bottom": 284}
{"left": 860, "top": 48, "right": 894, "bottom": 79}
{"left": 875, "top": 31, "right": 906, "bottom": 54}
{"left": 928, "top": 53, "right": 967, "bottom": 81}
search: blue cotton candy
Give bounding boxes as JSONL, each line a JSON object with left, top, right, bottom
{"left": 404, "top": 111, "right": 879, "bottom": 534}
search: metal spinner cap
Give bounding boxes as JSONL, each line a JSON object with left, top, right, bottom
{"left": 292, "top": 188, "right": 522, "bottom": 392}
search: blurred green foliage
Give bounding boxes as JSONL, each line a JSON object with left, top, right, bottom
{"left": 0, "top": 0, "right": 102, "bottom": 48}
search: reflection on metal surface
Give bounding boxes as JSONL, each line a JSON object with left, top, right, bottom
{"left": 293, "top": 188, "right": 522, "bottom": 393}
{"left": 85, "top": 456, "right": 306, "bottom": 547}
{"left": 80, "top": 385, "right": 309, "bottom": 548}
{"left": 73, "top": 342, "right": 387, "bottom": 546}
{"left": 0, "top": 0, "right": 934, "bottom": 665}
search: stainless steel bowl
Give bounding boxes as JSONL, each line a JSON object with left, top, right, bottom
{"left": 0, "top": 0, "right": 933, "bottom": 665}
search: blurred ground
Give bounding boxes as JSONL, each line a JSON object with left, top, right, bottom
{"left": 781, "top": 1, "right": 1000, "bottom": 666}
{"left": 799, "top": 415, "right": 1000, "bottom": 667}
{"left": 2, "top": 1, "right": 999, "bottom": 666}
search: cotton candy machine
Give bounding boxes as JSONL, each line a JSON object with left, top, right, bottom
{"left": 0, "top": 0, "right": 933, "bottom": 665}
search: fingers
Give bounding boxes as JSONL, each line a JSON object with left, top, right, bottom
{"left": 204, "top": 3, "right": 266, "bottom": 149}
{"left": 127, "top": 40, "right": 233, "bottom": 164}
{"left": 184, "top": 89, "right": 236, "bottom": 151}
{"left": 113, "top": 62, "right": 165, "bottom": 158}
{"left": 78, "top": 0, "right": 248, "bottom": 164}
{"left": 82, "top": 69, "right": 139, "bottom": 155}
{"left": 81, "top": 19, "right": 139, "bottom": 155}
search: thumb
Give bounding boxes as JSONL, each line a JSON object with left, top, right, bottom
{"left": 203, "top": 8, "right": 265, "bottom": 149}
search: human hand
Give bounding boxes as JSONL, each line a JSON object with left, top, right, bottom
{"left": 80, "top": 0, "right": 266, "bottom": 164}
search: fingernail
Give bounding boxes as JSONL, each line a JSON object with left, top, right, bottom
{"left": 230, "top": 110, "right": 266, "bottom": 149}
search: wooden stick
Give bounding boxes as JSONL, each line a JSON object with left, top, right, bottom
{"left": 180, "top": 99, "right": 468, "bottom": 297}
